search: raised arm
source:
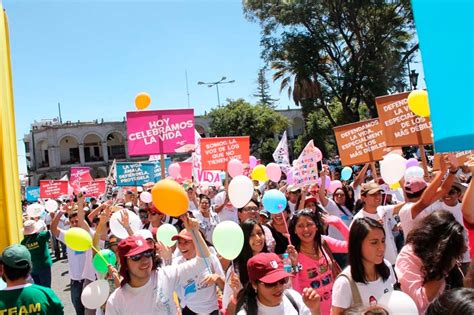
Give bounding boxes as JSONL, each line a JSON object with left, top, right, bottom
{"left": 93, "top": 206, "right": 111, "bottom": 250}
{"left": 76, "top": 193, "right": 91, "bottom": 232}
{"left": 51, "top": 209, "right": 66, "bottom": 238}
{"left": 462, "top": 157, "right": 474, "bottom": 224}
{"left": 183, "top": 214, "right": 210, "bottom": 258}
{"left": 352, "top": 163, "right": 369, "bottom": 189}
{"left": 318, "top": 165, "right": 330, "bottom": 207}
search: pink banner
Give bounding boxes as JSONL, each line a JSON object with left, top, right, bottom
{"left": 79, "top": 180, "right": 106, "bottom": 197}
{"left": 178, "top": 162, "right": 193, "bottom": 181}
{"left": 70, "top": 167, "right": 93, "bottom": 194}
{"left": 126, "top": 109, "right": 195, "bottom": 155}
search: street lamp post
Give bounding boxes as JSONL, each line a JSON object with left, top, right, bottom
{"left": 197, "top": 76, "right": 235, "bottom": 107}
{"left": 409, "top": 70, "right": 419, "bottom": 90}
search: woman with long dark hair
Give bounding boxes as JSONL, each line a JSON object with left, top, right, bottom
{"left": 287, "top": 209, "right": 349, "bottom": 315}
{"left": 223, "top": 219, "right": 269, "bottom": 313}
{"left": 331, "top": 217, "right": 396, "bottom": 314}
{"left": 395, "top": 210, "right": 466, "bottom": 314}
{"left": 235, "top": 253, "right": 321, "bottom": 315}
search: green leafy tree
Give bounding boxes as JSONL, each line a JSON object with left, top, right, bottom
{"left": 253, "top": 67, "right": 278, "bottom": 108}
{"left": 244, "top": 0, "right": 416, "bottom": 125}
{"left": 207, "top": 98, "right": 289, "bottom": 162}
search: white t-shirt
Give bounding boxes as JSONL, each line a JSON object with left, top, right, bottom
{"left": 288, "top": 201, "right": 297, "bottom": 214}
{"left": 352, "top": 206, "right": 397, "bottom": 265}
{"left": 106, "top": 257, "right": 207, "bottom": 315}
{"left": 59, "top": 230, "right": 86, "bottom": 281}
{"left": 236, "top": 289, "right": 312, "bottom": 315}
{"left": 434, "top": 201, "right": 471, "bottom": 263}
{"left": 398, "top": 203, "right": 441, "bottom": 238}
{"left": 214, "top": 191, "right": 239, "bottom": 223}
{"left": 332, "top": 260, "right": 396, "bottom": 309}
{"left": 191, "top": 209, "right": 220, "bottom": 244}
{"left": 174, "top": 254, "right": 225, "bottom": 313}
{"left": 322, "top": 199, "right": 353, "bottom": 241}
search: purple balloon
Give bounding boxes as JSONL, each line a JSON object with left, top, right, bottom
{"left": 406, "top": 158, "right": 419, "bottom": 169}
{"left": 317, "top": 176, "right": 331, "bottom": 188}
{"left": 249, "top": 156, "right": 257, "bottom": 169}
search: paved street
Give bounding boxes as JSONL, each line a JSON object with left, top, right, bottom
{"left": 51, "top": 258, "right": 75, "bottom": 315}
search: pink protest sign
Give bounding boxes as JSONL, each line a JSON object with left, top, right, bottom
{"left": 126, "top": 109, "right": 195, "bottom": 155}
{"left": 70, "top": 167, "right": 93, "bottom": 194}
{"left": 293, "top": 140, "right": 321, "bottom": 187}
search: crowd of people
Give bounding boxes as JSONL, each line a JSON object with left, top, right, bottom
{"left": 1, "top": 154, "right": 474, "bottom": 315}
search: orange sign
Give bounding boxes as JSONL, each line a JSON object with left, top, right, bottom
{"left": 432, "top": 150, "right": 473, "bottom": 170}
{"left": 200, "top": 136, "right": 250, "bottom": 170}
{"left": 334, "top": 119, "right": 388, "bottom": 166}
{"left": 375, "top": 92, "right": 433, "bottom": 146}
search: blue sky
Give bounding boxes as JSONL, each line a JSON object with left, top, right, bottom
{"left": 3, "top": 0, "right": 424, "bottom": 174}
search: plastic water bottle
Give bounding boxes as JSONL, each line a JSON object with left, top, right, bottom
{"left": 282, "top": 253, "right": 292, "bottom": 273}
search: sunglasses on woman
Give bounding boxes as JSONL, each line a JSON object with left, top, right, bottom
{"left": 128, "top": 250, "right": 154, "bottom": 262}
{"left": 260, "top": 277, "right": 289, "bottom": 288}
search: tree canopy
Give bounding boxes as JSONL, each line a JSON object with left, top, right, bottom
{"left": 243, "top": 0, "right": 417, "bottom": 126}
{"left": 207, "top": 99, "right": 289, "bottom": 162}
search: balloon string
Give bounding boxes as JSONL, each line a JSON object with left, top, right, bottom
{"left": 190, "top": 230, "right": 213, "bottom": 275}
{"left": 281, "top": 213, "right": 292, "bottom": 246}
{"left": 91, "top": 245, "right": 110, "bottom": 267}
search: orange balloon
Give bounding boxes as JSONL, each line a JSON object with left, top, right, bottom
{"left": 135, "top": 92, "right": 151, "bottom": 110}
{"left": 151, "top": 179, "right": 188, "bottom": 217}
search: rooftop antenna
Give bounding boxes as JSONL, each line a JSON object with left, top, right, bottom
{"left": 185, "top": 70, "right": 191, "bottom": 108}
{"left": 58, "top": 102, "right": 63, "bottom": 123}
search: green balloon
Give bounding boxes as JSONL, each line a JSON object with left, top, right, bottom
{"left": 93, "top": 249, "right": 117, "bottom": 274}
{"left": 157, "top": 224, "right": 178, "bottom": 247}
{"left": 212, "top": 221, "right": 244, "bottom": 260}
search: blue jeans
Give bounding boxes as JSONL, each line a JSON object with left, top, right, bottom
{"left": 71, "top": 279, "right": 85, "bottom": 315}
{"left": 31, "top": 266, "right": 52, "bottom": 288}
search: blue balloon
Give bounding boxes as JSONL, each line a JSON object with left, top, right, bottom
{"left": 262, "top": 189, "right": 287, "bottom": 214}
{"left": 220, "top": 171, "right": 226, "bottom": 181}
{"left": 341, "top": 167, "right": 353, "bottom": 181}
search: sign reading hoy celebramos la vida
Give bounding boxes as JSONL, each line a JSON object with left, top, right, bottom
{"left": 126, "top": 109, "right": 195, "bottom": 155}
{"left": 375, "top": 92, "right": 433, "bottom": 146}
{"left": 334, "top": 118, "right": 388, "bottom": 166}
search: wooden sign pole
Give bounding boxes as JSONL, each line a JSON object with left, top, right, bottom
{"left": 160, "top": 154, "right": 166, "bottom": 180}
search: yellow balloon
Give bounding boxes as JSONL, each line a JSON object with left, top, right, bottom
{"left": 407, "top": 90, "right": 430, "bottom": 117}
{"left": 64, "top": 227, "right": 92, "bottom": 252}
{"left": 390, "top": 182, "right": 401, "bottom": 190}
{"left": 135, "top": 92, "right": 151, "bottom": 110}
{"left": 251, "top": 164, "right": 269, "bottom": 182}
{"left": 152, "top": 179, "right": 189, "bottom": 217}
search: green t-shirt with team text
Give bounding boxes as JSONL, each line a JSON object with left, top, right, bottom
{"left": 0, "top": 284, "right": 64, "bottom": 315}
{"left": 21, "top": 231, "right": 52, "bottom": 273}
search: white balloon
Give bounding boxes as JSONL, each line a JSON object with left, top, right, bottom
{"left": 380, "top": 154, "right": 407, "bottom": 185}
{"left": 45, "top": 199, "right": 58, "bottom": 213}
{"left": 404, "top": 166, "right": 425, "bottom": 181}
{"left": 110, "top": 210, "right": 141, "bottom": 239}
{"left": 140, "top": 191, "right": 152, "bottom": 203}
{"left": 228, "top": 175, "right": 254, "bottom": 208}
{"left": 26, "top": 203, "right": 45, "bottom": 218}
{"left": 378, "top": 290, "right": 418, "bottom": 314}
{"left": 81, "top": 279, "right": 110, "bottom": 309}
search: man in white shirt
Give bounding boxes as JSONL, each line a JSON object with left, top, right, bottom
{"left": 352, "top": 183, "right": 404, "bottom": 265}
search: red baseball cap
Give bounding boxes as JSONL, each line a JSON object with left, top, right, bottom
{"left": 171, "top": 229, "right": 193, "bottom": 241}
{"left": 247, "top": 253, "right": 293, "bottom": 283}
{"left": 118, "top": 235, "right": 152, "bottom": 258}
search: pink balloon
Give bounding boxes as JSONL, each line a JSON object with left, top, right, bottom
{"left": 265, "top": 163, "right": 282, "bottom": 182}
{"left": 406, "top": 158, "right": 419, "bottom": 169}
{"left": 168, "top": 163, "right": 181, "bottom": 178}
{"left": 227, "top": 159, "right": 244, "bottom": 178}
{"left": 328, "top": 180, "right": 343, "bottom": 194}
{"left": 317, "top": 176, "right": 331, "bottom": 188}
{"left": 249, "top": 156, "right": 257, "bottom": 169}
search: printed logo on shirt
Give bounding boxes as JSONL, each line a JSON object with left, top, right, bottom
{"left": 306, "top": 267, "right": 318, "bottom": 279}
{"left": 1, "top": 303, "right": 41, "bottom": 314}
{"left": 369, "top": 296, "right": 377, "bottom": 306}
{"left": 74, "top": 251, "right": 85, "bottom": 255}
{"left": 183, "top": 280, "right": 197, "bottom": 296}
{"left": 384, "top": 288, "right": 389, "bottom": 294}
{"left": 26, "top": 241, "right": 40, "bottom": 251}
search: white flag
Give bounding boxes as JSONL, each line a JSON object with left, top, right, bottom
{"left": 273, "top": 131, "right": 290, "bottom": 169}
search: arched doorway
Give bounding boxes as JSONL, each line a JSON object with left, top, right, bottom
{"left": 59, "top": 136, "right": 80, "bottom": 165}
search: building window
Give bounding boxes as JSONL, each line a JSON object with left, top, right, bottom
{"left": 68, "top": 148, "right": 79, "bottom": 164}
{"left": 109, "top": 145, "right": 126, "bottom": 159}
{"left": 24, "top": 142, "right": 30, "bottom": 153}
{"left": 85, "top": 146, "right": 102, "bottom": 162}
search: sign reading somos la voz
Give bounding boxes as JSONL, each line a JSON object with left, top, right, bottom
{"left": 126, "top": 109, "right": 195, "bottom": 155}
{"left": 333, "top": 118, "right": 387, "bottom": 166}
